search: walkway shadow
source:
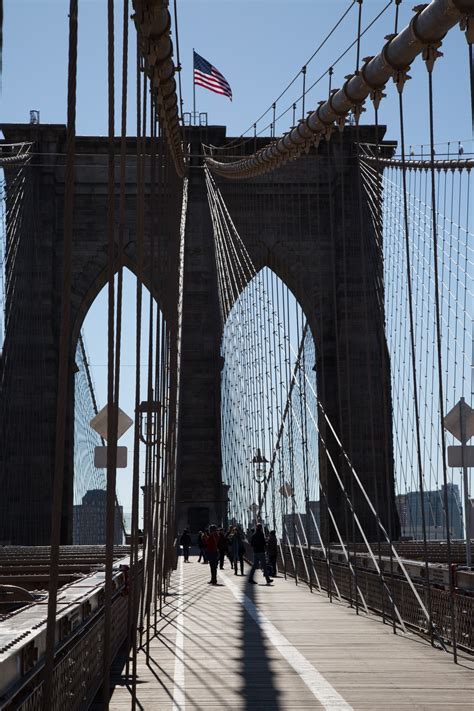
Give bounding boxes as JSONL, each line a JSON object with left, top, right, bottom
{"left": 90, "top": 641, "right": 146, "bottom": 711}
{"left": 241, "top": 580, "right": 281, "bottom": 710}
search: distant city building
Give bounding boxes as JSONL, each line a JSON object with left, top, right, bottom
{"left": 122, "top": 512, "right": 132, "bottom": 535}
{"left": 73, "top": 489, "right": 123, "bottom": 545}
{"left": 282, "top": 501, "right": 321, "bottom": 545}
{"left": 469, "top": 499, "right": 474, "bottom": 540}
{"left": 396, "top": 484, "right": 464, "bottom": 540}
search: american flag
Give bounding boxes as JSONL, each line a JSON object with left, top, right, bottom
{"left": 193, "top": 51, "right": 232, "bottom": 101}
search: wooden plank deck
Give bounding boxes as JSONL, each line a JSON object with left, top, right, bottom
{"left": 107, "top": 555, "right": 474, "bottom": 710}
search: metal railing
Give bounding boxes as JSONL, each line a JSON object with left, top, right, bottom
{"left": 6, "top": 594, "right": 128, "bottom": 711}
{"left": 0, "top": 556, "right": 141, "bottom": 710}
{"left": 280, "top": 544, "right": 474, "bottom": 654}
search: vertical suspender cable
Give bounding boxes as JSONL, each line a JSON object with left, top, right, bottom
{"left": 371, "top": 103, "right": 398, "bottom": 634}
{"left": 355, "top": 0, "right": 363, "bottom": 71}
{"left": 127, "top": 46, "right": 144, "bottom": 709}
{"left": 301, "top": 66, "right": 306, "bottom": 120}
{"left": 469, "top": 41, "right": 474, "bottom": 135}
{"left": 336, "top": 130, "right": 355, "bottom": 609}
{"left": 137, "top": 63, "right": 148, "bottom": 647}
{"left": 42, "top": 2, "right": 78, "bottom": 706}
{"left": 326, "top": 136, "right": 354, "bottom": 606}
{"left": 103, "top": 0, "right": 118, "bottom": 704}
{"left": 173, "top": 0, "right": 184, "bottom": 123}
{"left": 426, "top": 50, "right": 457, "bottom": 663}
{"left": 397, "top": 50, "right": 436, "bottom": 646}
{"left": 113, "top": 0, "right": 129, "bottom": 515}
{"left": 144, "top": 96, "right": 158, "bottom": 661}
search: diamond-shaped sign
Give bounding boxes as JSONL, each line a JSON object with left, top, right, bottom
{"left": 90, "top": 405, "right": 133, "bottom": 441}
{"left": 443, "top": 399, "right": 474, "bottom": 443}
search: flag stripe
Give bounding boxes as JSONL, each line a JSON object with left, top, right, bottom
{"left": 193, "top": 51, "right": 232, "bottom": 100}
{"left": 194, "top": 69, "right": 232, "bottom": 95}
{"left": 194, "top": 77, "right": 231, "bottom": 97}
{"left": 195, "top": 70, "right": 231, "bottom": 93}
{"left": 194, "top": 74, "right": 232, "bottom": 98}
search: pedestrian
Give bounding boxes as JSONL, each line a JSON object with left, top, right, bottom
{"left": 231, "top": 526, "right": 245, "bottom": 576}
{"left": 217, "top": 528, "right": 228, "bottom": 570}
{"left": 180, "top": 528, "right": 192, "bottom": 562}
{"left": 248, "top": 523, "right": 272, "bottom": 585}
{"left": 200, "top": 528, "right": 209, "bottom": 564}
{"left": 266, "top": 530, "right": 278, "bottom": 577}
{"left": 197, "top": 530, "right": 205, "bottom": 562}
{"left": 205, "top": 524, "right": 220, "bottom": 585}
{"left": 226, "top": 527, "right": 234, "bottom": 566}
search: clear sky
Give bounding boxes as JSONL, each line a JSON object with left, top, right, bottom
{"left": 2, "top": 1, "right": 471, "bottom": 145}
{"left": 1, "top": 0, "right": 472, "bottom": 515}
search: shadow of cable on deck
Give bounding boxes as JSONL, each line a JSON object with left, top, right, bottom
{"left": 90, "top": 642, "right": 146, "bottom": 711}
{"left": 241, "top": 579, "right": 281, "bottom": 710}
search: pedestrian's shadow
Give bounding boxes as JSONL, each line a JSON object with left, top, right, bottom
{"left": 241, "top": 579, "right": 281, "bottom": 710}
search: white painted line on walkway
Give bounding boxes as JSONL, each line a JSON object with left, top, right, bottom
{"left": 219, "top": 571, "right": 353, "bottom": 711}
{"left": 172, "top": 556, "right": 185, "bottom": 711}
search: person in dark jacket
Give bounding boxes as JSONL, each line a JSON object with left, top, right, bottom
{"left": 248, "top": 523, "right": 272, "bottom": 585}
{"left": 231, "top": 526, "right": 245, "bottom": 576}
{"left": 180, "top": 529, "right": 192, "bottom": 562}
{"left": 217, "top": 528, "right": 228, "bottom": 570}
{"left": 197, "top": 530, "right": 205, "bottom": 562}
{"left": 205, "top": 524, "right": 220, "bottom": 584}
{"left": 266, "top": 530, "right": 278, "bottom": 577}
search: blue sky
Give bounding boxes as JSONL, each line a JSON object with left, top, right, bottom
{"left": 2, "top": 1, "right": 471, "bottom": 145}
{"left": 1, "top": 0, "right": 472, "bottom": 515}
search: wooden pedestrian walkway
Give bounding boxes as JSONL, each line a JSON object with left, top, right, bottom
{"left": 108, "top": 556, "right": 474, "bottom": 710}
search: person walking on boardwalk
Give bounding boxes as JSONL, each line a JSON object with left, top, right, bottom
{"left": 205, "top": 524, "right": 220, "bottom": 585}
{"left": 231, "top": 526, "right": 245, "bottom": 576}
{"left": 217, "top": 528, "right": 228, "bottom": 569}
{"left": 266, "top": 530, "right": 278, "bottom": 577}
{"left": 248, "top": 523, "right": 272, "bottom": 585}
{"left": 180, "top": 528, "right": 192, "bottom": 562}
{"left": 201, "top": 528, "right": 210, "bottom": 564}
{"left": 197, "top": 530, "right": 206, "bottom": 562}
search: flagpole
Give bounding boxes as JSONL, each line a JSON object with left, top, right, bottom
{"left": 192, "top": 48, "right": 196, "bottom": 125}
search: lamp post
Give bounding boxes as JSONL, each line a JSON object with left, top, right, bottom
{"left": 252, "top": 448, "right": 268, "bottom": 522}
{"left": 137, "top": 396, "right": 161, "bottom": 539}
{"left": 137, "top": 397, "right": 161, "bottom": 447}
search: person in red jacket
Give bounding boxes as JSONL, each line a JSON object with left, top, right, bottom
{"left": 204, "top": 524, "right": 220, "bottom": 585}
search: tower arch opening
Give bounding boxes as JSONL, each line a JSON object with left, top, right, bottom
{"left": 75, "top": 266, "right": 167, "bottom": 544}
{"left": 220, "top": 266, "right": 321, "bottom": 547}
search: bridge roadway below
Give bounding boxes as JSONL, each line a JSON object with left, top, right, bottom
{"left": 107, "top": 555, "right": 474, "bottom": 710}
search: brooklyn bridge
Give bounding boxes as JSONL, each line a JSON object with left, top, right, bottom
{"left": 0, "top": 0, "right": 473, "bottom": 708}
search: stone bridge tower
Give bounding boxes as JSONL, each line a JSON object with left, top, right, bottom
{"left": 0, "top": 123, "right": 398, "bottom": 544}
